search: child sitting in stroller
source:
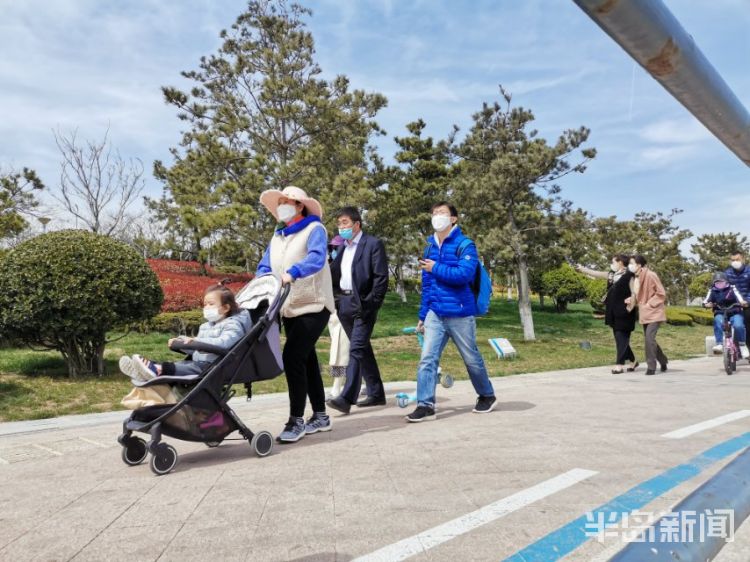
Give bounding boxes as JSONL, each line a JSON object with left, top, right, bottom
{"left": 119, "top": 282, "right": 251, "bottom": 382}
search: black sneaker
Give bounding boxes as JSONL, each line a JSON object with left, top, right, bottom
{"left": 473, "top": 395, "right": 497, "bottom": 413}
{"left": 406, "top": 405, "right": 436, "bottom": 423}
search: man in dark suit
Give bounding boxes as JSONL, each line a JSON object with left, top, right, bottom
{"left": 327, "top": 206, "right": 389, "bottom": 414}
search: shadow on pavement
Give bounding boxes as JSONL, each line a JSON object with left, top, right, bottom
{"left": 168, "top": 398, "right": 536, "bottom": 472}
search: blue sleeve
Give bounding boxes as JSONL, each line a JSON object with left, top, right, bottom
{"left": 287, "top": 225, "right": 327, "bottom": 280}
{"left": 431, "top": 241, "right": 478, "bottom": 286}
{"left": 418, "top": 267, "right": 432, "bottom": 321}
{"left": 256, "top": 245, "right": 272, "bottom": 275}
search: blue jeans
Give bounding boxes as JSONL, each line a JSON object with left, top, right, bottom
{"left": 416, "top": 310, "right": 495, "bottom": 408}
{"left": 714, "top": 313, "right": 746, "bottom": 344}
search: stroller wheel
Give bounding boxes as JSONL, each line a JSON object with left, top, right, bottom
{"left": 150, "top": 444, "right": 178, "bottom": 475}
{"left": 441, "top": 374, "right": 455, "bottom": 389}
{"left": 205, "top": 441, "right": 221, "bottom": 448}
{"left": 121, "top": 437, "right": 148, "bottom": 466}
{"left": 251, "top": 431, "right": 273, "bottom": 457}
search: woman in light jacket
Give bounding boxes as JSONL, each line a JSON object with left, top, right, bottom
{"left": 626, "top": 254, "right": 668, "bottom": 375}
{"left": 577, "top": 254, "right": 638, "bottom": 373}
{"left": 257, "top": 186, "right": 335, "bottom": 443}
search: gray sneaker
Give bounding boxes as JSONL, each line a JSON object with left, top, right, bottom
{"left": 305, "top": 412, "right": 332, "bottom": 434}
{"left": 277, "top": 417, "right": 306, "bottom": 443}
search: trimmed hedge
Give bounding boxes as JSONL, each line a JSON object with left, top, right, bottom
{"left": 0, "top": 230, "right": 163, "bottom": 376}
{"left": 127, "top": 310, "right": 204, "bottom": 335}
{"left": 670, "top": 306, "right": 714, "bottom": 326}
{"left": 666, "top": 309, "right": 693, "bottom": 326}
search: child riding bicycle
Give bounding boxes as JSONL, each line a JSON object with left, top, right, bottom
{"left": 703, "top": 272, "right": 749, "bottom": 358}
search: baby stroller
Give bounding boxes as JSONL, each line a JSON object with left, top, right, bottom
{"left": 117, "top": 274, "right": 289, "bottom": 475}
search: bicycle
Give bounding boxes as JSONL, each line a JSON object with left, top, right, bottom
{"left": 709, "top": 303, "right": 744, "bottom": 375}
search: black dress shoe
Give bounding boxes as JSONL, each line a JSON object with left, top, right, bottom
{"left": 645, "top": 369, "right": 657, "bottom": 375}
{"left": 660, "top": 363, "right": 668, "bottom": 372}
{"left": 326, "top": 396, "right": 351, "bottom": 414}
{"left": 357, "top": 396, "right": 386, "bottom": 407}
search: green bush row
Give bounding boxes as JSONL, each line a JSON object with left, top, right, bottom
{"left": 669, "top": 306, "right": 714, "bottom": 326}
{"left": 126, "top": 310, "right": 205, "bottom": 335}
{"left": 666, "top": 309, "right": 694, "bottom": 326}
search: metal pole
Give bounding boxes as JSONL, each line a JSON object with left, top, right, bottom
{"left": 573, "top": 0, "right": 750, "bottom": 167}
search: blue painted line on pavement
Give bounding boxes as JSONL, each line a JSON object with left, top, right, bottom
{"left": 502, "top": 431, "right": 750, "bottom": 562}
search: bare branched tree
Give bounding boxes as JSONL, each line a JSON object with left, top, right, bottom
{"left": 53, "top": 128, "right": 144, "bottom": 236}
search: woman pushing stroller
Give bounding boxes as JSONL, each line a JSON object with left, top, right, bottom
{"left": 119, "top": 282, "right": 250, "bottom": 382}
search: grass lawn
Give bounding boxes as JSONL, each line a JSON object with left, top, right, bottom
{"left": 0, "top": 295, "right": 710, "bottom": 422}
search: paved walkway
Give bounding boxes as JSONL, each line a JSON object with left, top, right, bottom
{"left": 1, "top": 356, "right": 749, "bottom": 561}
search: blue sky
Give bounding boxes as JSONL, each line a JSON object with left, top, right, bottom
{"left": 1, "top": 0, "right": 748, "bottom": 245}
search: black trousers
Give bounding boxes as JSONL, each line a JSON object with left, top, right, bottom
{"left": 612, "top": 329, "right": 635, "bottom": 365}
{"left": 743, "top": 308, "right": 750, "bottom": 345}
{"left": 337, "top": 295, "right": 385, "bottom": 404}
{"left": 282, "top": 309, "right": 330, "bottom": 418}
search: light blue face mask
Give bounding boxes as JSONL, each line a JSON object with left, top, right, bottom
{"left": 330, "top": 249, "right": 338, "bottom": 260}
{"left": 339, "top": 228, "right": 354, "bottom": 240}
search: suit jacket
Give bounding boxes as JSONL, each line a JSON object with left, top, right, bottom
{"left": 330, "top": 232, "right": 389, "bottom": 316}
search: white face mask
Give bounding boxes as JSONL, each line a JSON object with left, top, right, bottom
{"left": 628, "top": 263, "right": 638, "bottom": 274}
{"left": 431, "top": 214, "right": 452, "bottom": 233}
{"left": 277, "top": 203, "right": 297, "bottom": 223}
{"left": 203, "top": 306, "right": 223, "bottom": 323}
{"left": 610, "top": 262, "right": 619, "bottom": 272}
{"left": 731, "top": 260, "right": 743, "bottom": 270}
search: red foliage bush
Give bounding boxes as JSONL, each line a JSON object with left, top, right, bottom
{"left": 147, "top": 259, "right": 253, "bottom": 312}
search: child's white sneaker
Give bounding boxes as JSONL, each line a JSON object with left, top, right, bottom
{"left": 132, "top": 354, "right": 158, "bottom": 381}
{"left": 712, "top": 344, "right": 723, "bottom": 353}
{"left": 741, "top": 345, "right": 749, "bottom": 359}
{"left": 118, "top": 356, "right": 149, "bottom": 382}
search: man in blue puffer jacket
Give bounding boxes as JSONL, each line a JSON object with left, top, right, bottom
{"left": 406, "top": 202, "right": 497, "bottom": 422}
{"left": 725, "top": 249, "right": 750, "bottom": 347}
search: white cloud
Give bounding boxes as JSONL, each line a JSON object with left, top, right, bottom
{"left": 640, "top": 118, "right": 713, "bottom": 145}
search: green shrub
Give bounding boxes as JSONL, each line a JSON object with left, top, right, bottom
{"left": 212, "top": 264, "right": 247, "bottom": 275}
{"left": 131, "top": 310, "right": 205, "bottom": 335}
{"left": 388, "top": 276, "right": 421, "bottom": 294}
{"left": 585, "top": 278, "right": 608, "bottom": 314}
{"left": 542, "top": 264, "right": 589, "bottom": 312}
{"left": 670, "top": 306, "right": 714, "bottom": 326}
{"left": 0, "top": 230, "right": 163, "bottom": 377}
{"left": 688, "top": 272, "right": 713, "bottom": 301}
{"left": 666, "top": 309, "right": 693, "bottom": 326}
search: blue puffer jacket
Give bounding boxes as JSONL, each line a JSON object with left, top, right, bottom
{"left": 419, "top": 227, "right": 478, "bottom": 320}
{"left": 725, "top": 265, "right": 750, "bottom": 299}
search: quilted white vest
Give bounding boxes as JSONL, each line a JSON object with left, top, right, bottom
{"left": 269, "top": 222, "right": 335, "bottom": 318}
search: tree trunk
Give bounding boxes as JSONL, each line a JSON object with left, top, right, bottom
{"left": 61, "top": 337, "right": 107, "bottom": 377}
{"left": 395, "top": 263, "right": 407, "bottom": 303}
{"left": 539, "top": 293, "right": 545, "bottom": 308}
{"left": 516, "top": 257, "right": 537, "bottom": 341}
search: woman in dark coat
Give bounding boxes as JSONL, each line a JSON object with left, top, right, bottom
{"left": 577, "top": 254, "right": 638, "bottom": 373}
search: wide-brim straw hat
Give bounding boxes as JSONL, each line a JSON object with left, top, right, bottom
{"left": 259, "top": 185, "right": 323, "bottom": 221}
